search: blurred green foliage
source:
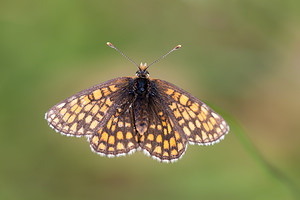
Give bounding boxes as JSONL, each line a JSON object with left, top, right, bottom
{"left": 1, "top": 0, "right": 299, "bottom": 200}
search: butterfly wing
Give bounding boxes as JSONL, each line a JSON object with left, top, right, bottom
{"left": 139, "top": 98, "right": 188, "bottom": 162}
{"left": 151, "top": 79, "right": 229, "bottom": 146}
{"left": 45, "top": 77, "right": 134, "bottom": 137}
{"left": 89, "top": 106, "right": 139, "bottom": 157}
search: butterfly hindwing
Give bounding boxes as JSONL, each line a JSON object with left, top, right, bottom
{"left": 139, "top": 98, "right": 187, "bottom": 162}
{"left": 89, "top": 106, "right": 139, "bottom": 157}
{"left": 151, "top": 79, "right": 229, "bottom": 146}
{"left": 45, "top": 77, "right": 134, "bottom": 137}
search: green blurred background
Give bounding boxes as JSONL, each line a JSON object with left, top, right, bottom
{"left": 1, "top": 0, "right": 299, "bottom": 199}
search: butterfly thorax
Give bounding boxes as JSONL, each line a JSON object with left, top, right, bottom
{"left": 134, "top": 77, "right": 149, "bottom": 96}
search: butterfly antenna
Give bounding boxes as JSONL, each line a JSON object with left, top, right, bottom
{"left": 146, "top": 44, "right": 181, "bottom": 69}
{"left": 106, "top": 42, "right": 139, "bottom": 69}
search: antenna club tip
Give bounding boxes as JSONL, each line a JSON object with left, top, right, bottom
{"left": 174, "top": 45, "right": 182, "bottom": 50}
{"left": 106, "top": 42, "right": 114, "bottom": 48}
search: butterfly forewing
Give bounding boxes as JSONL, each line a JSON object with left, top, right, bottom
{"left": 45, "top": 77, "right": 134, "bottom": 137}
{"left": 152, "top": 79, "right": 229, "bottom": 146}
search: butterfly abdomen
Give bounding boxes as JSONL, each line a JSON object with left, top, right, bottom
{"left": 134, "top": 97, "right": 149, "bottom": 136}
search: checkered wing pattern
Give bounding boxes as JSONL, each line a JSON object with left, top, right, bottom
{"left": 89, "top": 106, "right": 139, "bottom": 156}
{"left": 152, "top": 79, "right": 229, "bottom": 146}
{"left": 45, "top": 77, "right": 134, "bottom": 137}
{"left": 139, "top": 99, "right": 188, "bottom": 162}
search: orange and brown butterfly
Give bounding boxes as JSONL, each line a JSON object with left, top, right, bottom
{"left": 45, "top": 42, "right": 229, "bottom": 163}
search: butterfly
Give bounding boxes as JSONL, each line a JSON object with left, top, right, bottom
{"left": 45, "top": 42, "right": 229, "bottom": 163}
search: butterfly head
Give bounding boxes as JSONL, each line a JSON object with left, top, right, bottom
{"left": 136, "top": 62, "right": 149, "bottom": 78}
